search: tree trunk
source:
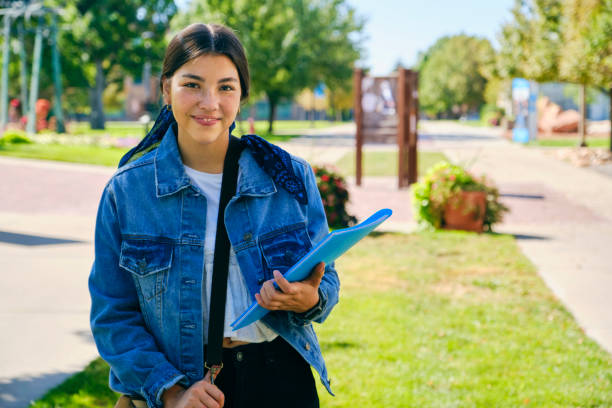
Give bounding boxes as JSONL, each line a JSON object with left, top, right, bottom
{"left": 267, "top": 94, "right": 277, "bottom": 134}
{"left": 609, "top": 86, "right": 611, "bottom": 153}
{"left": 89, "top": 60, "right": 105, "bottom": 130}
{"left": 579, "top": 83, "right": 586, "bottom": 147}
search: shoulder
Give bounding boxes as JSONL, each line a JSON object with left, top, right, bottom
{"left": 105, "top": 149, "right": 156, "bottom": 192}
{"left": 115, "top": 149, "right": 155, "bottom": 177}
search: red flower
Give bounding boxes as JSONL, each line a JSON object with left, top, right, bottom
{"left": 321, "top": 174, "right": 330, "bottom": 182}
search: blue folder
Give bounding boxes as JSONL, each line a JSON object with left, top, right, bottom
{"left": 230, "top": 208, "right": 393, "bottom": 330}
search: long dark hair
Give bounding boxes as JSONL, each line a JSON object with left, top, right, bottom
{"left": 160, "top": 23, "right": 250, "bottom": 102}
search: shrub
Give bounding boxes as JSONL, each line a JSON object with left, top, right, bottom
{"left": 0, "top": 129, "right": 33, "bottom": 145}
{"left": 412, "top": 161, "right": 508, "bottom": 231}
{"left": 312, "top": 165, "right": 357, "bottom": 229}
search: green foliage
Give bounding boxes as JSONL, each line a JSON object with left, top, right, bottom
{"left": 418, "top": 35, "right": 495, "bottom": 117}
{"left": 480, "top": 104, "right": 504, "bottom": 126}
{"left": 41, "top": 0, "right": 178, "bottom": 125}
{"left": 412, "top": 162, "right": 508, "bottom": 231}
{"left": 313, "top": 165, "right": 356, "bottom": 229}
{"left": 497, "top": 0, "right": 611, "bottom": 89}
{"left": 0, "top": 129, "right": 33, "bottom": 145}
{"left": 559, "top": 0, "right": 602, "bottom": 85}
{"left": 584, "top": 0, "right": 612, "bottom": 86}
{"left": 496, "top": 0, "right": 563, "bottom": 82}
{"left": 171, "top": 0, "right": 364, "bottom": 132}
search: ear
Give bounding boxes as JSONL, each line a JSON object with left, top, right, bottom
{"left": 161, "top": 77, "right": 171, "bottom": 105}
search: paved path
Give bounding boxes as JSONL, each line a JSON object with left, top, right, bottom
{"left": 1, "top": 121, "right": 611, "bottom": 406}
{"left": 0, "top": 157, "right": 114, "bottom": 407}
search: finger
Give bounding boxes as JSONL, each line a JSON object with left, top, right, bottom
{"left": 273, "top": 270, "right": 296, "bottom": 294}
{"left": 193, "top": 380, "right": 224, "bottom": 408}
{"left": 255, "top": 293, "right": 271, "bottom": 310}
{"left": 204, "top": 385, "right": 225, "bottom": 407}
{"left": 263, "top": 282, "right": 287, "bottom": 308}
{"left": 305, "top": 262, "right": 325, "bottom": 286}
{"left": 199, "top": 390, "right": 222, "bottom": 408}
{"left": 260, "top": 283, "right": 277, "bottom": 308}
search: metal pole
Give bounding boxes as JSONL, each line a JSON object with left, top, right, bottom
{"left": 26, "top": 17, "right": 42, "bottom": 134}
{"left": 18, "top": 19, "right": 27, "bottom": 118}
{"left": 353, "top": 69, "right": 364, "bottom": 186}
{"left": 50, "top": 13, "right": 64, "bottom": 133}
{"left": 0, "top": 14, "right": 11, "bottom": 130}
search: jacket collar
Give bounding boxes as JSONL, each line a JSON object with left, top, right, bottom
{"left": 154, "top": 125, "right": 276, "bottom": 198}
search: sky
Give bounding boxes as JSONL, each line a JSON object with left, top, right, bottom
{"left": 175, "top": 0, "right": 516, "bottom": 76}
{"left": 346, "top": 0, "right": 516, "bottom": 75}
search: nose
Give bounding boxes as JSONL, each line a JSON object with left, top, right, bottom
{"left": 198, "top": 88, "right": 219, "bottom": 111}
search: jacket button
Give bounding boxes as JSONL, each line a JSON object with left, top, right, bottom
{"left": 243, "top": 232, "right": 252, "bottom": 241}
{"left": 304, "top": 342, "right": 310, "bottom": 351}
{"left": 236, "top": 351, "right": 244, "bottom": 362}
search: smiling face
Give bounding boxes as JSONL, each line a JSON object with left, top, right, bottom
{"left": 162, "top": 53, "right": 242, "bottom": 169}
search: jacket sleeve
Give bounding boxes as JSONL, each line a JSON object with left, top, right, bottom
{"left": 289, "top": 163, "right": 340, "bottom": 326}
{"left": 89, "top": 183, "right": 185, "bottom": 408}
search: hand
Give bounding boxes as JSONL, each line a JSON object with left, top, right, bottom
{"left": 255, "top": 262, "right": 325, "bottom": 313}
{"left": 162, "top": 371, "right": 224, "bottom": 408}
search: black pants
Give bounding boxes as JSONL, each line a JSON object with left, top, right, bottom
{"left": 213, "top": 336, "right": 319, "bottom": 408}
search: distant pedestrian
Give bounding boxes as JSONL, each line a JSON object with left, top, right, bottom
{"left": 89, "top": 23, "right": 338, "bottom": 408}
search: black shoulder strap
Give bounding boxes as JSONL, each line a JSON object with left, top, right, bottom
{"left": 205, "top": 135, "right": 243, "bottom": 381}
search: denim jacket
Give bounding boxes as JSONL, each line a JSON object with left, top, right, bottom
{"left": 89, "top": 126, "right": 339, "bottom": 408}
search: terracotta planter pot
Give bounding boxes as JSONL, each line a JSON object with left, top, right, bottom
{"left": 443, "top": 191, "right": 486, "bottom": 232}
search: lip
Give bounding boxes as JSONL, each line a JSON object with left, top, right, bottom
{"left": 191, "top": 115, "right": 220, "bottom": 127}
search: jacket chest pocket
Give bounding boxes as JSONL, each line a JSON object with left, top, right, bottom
{"left": 259, "top": 223, "right": 312, "bottom": 279}
{"left": 119, "top": 239, "right": 173, "bottom": 301}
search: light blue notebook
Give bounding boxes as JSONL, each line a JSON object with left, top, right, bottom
{"left": 231, "top": 208, "right": 393, "bottom": 330}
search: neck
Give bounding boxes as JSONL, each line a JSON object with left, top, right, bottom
{"left": 176, "top": 130, "right": 229, "bottom": 174}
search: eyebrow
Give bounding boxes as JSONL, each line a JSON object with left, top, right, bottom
{"left": 180, "top": 74, "right": 239, "bottom": 83}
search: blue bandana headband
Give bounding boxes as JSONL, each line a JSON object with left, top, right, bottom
{"left": 119, "top": 105, "right": 308, "bottom": 205}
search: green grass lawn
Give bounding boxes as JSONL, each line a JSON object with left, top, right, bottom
{"left": 0, "top": 143, "right": 130, "bottom": 166}
{"left": 67, "top": 121, "right": 146, "bottom": 138}
{"left": 66, "top": 120, "right": 341, "bottom": 139}
{"left": 31, "top": 231, "right": 612, "bottom": 407}
{"left": 335, "top": 150, "right": 448, "bottom": 177}
{"left": 527, "top": 137, "right": 610, "bottom": 149}
{"left": 0, "top": 123, "right": 325, "bottom": 166}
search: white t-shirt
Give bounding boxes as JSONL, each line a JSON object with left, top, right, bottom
{"left": 184, "top": 165, "right": 277, "bottom": 343}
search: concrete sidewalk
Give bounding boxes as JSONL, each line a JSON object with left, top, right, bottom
{"left": 0, "top": 157, "right": 114, "bottom": 407}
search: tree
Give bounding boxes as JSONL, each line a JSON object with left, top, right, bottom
{"left": 496, "top": 0, "right": 563, "bottom": 82}
{"left": 171, "top": 0, "right": 363, "bottom": 133}
{"left": 559, "top": 0, "right": 601, "bottom": 145}
{"left": 418, "top": 35, "right": 494, "bottom": 118}
{"left": 582, "top": 0, "right": 612, "bottom": 150}
{"left": 50, "top": 0, "right": 176, "bottom": 129}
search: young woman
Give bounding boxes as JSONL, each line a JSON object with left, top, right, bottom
{"left": 89, "top": 23, "right": 339, "bottom": 408}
